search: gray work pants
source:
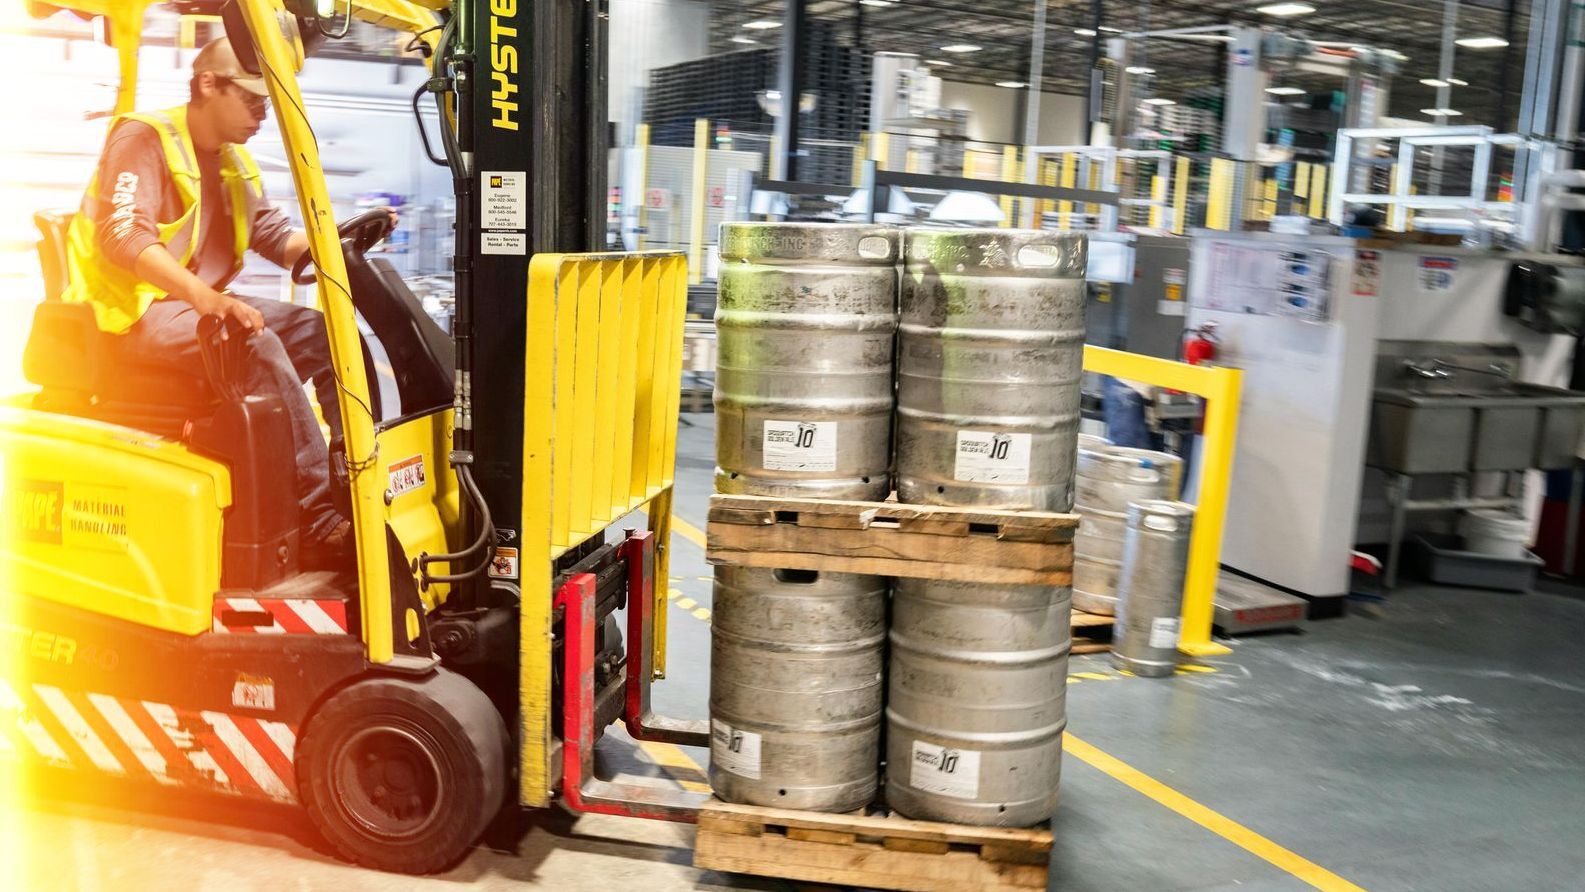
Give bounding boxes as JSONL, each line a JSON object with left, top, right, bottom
{"left": 120, "top": 295, "right": 344, "bottom": 540}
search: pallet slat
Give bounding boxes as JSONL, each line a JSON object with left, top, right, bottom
{"left": 1072, "top": 608, "right": 1115, "bottom": 653}
{"left": 694, "top": 799, "right": 1051, "bottom": 892}
{"left": 707, "top": 494, "right": 1078, "bottom": 585}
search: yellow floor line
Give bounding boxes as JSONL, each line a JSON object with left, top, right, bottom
{"left": 671, "top": 514, "right": 708, "bottom": 549}
{"left": 1064, "top": 733, "right": 1368, "bottom": 892}
{"left": 659, "top": 520, "right": 1341, "bottom": 886}
{"left": 637, "top": 740, "right": 712, "bottom": 794}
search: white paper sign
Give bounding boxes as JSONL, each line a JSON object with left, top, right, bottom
{"left": 954, "top": 430, "right": 1032, "bottom": 484}
{"left": 1417, "top": 256, "right": 1459, "bottom": 294}
{"left": 762, "top": 420, "right": 837, "bottom": 472}
{"left": 710, "top": 719, "right": 763, "bottom": 779}
{"left": 1149, "top": 616, "right": 1182, "bottom": 649}
{"left": 481, "top": 231, "right": 527, "bottom": 255}
{"left": 481, "top": 171, "right": 527, "bottom": 230}
{"left": 909, "top": 740, "right": 980, "bottom": 800}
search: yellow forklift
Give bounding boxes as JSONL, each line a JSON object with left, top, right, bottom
{"left": 3, "top": 0, "right": 707, "bottom": 873}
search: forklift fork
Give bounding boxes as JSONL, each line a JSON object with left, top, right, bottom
{"left": 555, "top": 530, "right": 710, "bottom": 822}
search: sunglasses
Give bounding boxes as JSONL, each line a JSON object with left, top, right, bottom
{"left": 216, "top": 76, "right": 269, "bottom": 114}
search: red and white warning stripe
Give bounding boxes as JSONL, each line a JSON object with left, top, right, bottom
{"left": 0, "top": 678, "right": 298, "bottom": 802}
{"left": 212, "top": 597, "right": 349, "bottom": 635}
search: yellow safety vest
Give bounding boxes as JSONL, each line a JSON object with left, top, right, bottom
{"left": 63, "top": 105, "right": 265, "bottom": 334}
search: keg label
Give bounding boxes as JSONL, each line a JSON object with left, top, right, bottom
{"left": 954, "top": 431, "right": 1032, "bottom": 484}
{"left": 762, "top": 420, "right": 837, "bottom": 472}
{"left": 1149, "top": 616, "right": 1182, "bottom": 649}
{"left": 710, "top": 719, "right": 763, "bottom": 779}
{"left": 909, "top": 740, "right": 980, "bottom": 800}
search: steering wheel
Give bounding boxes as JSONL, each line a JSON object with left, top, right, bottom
{"left": 291, "top": 209, "right": 397, "bottom": 285}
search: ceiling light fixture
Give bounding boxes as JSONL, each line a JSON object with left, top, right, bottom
{"left": 730, "top": 36, "right": 758, "bottom": 44}
{"left": 941, "top": 43, "right": 983, "bottom": 53}
{"left": 1420, "top": 78, "right": 1449, "bottom": 87}
{"left": 1255, "top": 2, "right": 1315, "bottom": 16}
{"left": 1265, "top": 86, "right": 1305, "bottom": 96}
{"left": 1420, "top": 107, "right": 1464, "bottom": 116}
{"left": 1143, "top": 97, "right": 1176, "bottom": 106}
{"left": 1126, "top": 65, "right": 1156, "bottom": 74}
{"left": 858, "top": 0, "right": 891, "bottom": 6}
{"left": 925, "top": 59, "right": 952, "bottom": 67}
{"left": 742, "top": 19, "right": 781, "bottom": 29}
{"left": 1448, "top": 77, "right": 1468, "bottom": 86}
{"left": 1454, "top": 36, "right": 1509, "bottom": 49}
{"left": 1074, "top": 28, "right": 1097, "bottom": 36}
{"left": 996, "top": 81, "right": 1028, "bottom": 88}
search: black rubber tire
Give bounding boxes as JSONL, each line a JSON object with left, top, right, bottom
{"left": 298, "top": 669, "right": 508, "bottom": 874}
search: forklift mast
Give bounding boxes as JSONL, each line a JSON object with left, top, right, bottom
{"left": 461, "top": 0, "right": 609, "bottom": 595}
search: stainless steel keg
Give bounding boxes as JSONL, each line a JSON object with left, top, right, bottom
{"left": 1112, "top": 501, "right": 1195, "bottom": 678}
{"left": 710, "top": 566, "right": 886, "bottom": 811}
{"left": 886, "top": 579, "right": 1070, "bottom": 826}
{"left": 895, "top": 228, "right": 1087, "bottom": 511}
{"left": 1073, "top": 447, "right": 1183, "bottom": 616}
{"left": 715, "top": 223, "right": 900, "bottom": 501}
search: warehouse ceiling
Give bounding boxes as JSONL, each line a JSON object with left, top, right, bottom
{"left": 706, "top": 0, "right": 1531, "bottom": 132}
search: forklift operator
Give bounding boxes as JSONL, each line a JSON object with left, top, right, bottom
{"left": 61, "top": 37, "right": 385, "bottom": 565}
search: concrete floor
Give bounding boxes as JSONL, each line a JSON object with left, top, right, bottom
{"left": 8, "top": 413, "right": 1585, "bottom": 891}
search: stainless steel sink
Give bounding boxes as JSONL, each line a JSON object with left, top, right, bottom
{"left": 1370, "top": 381, "right": 1585, "bottom": 473}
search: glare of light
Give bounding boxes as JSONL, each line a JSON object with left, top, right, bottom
{"left": 1266, "top": 86, "right": 1305, "bottom": 96}
{"left": 930, "top": 191, "right": 1007, "bottom": 224}
{"left": 996, "top": 81, "right": 1028, "bottom": 88}
{"left": 730, "top": 36, "right": 759, "bottom": 45}
{"left": 941, "top": 43, "right": 983, "bottom": 53}
{"left": 742, "top": 19, "right": 781, "bottom": 29}
{"left": 1126, "top": 66, "right": 1156, "bottom": 74}
{"left": 1420, "top": 78, "right": 1450, "bottom": 88}
{"left": 1075, "top": 28, "right": 1097, "bottom": 36}
{"left": 1143, "top": 97, "right": 1176, "bottom": 106}
{"left": 1255, "top": 2, "right": 1316, "bottom": 15}
{"left": 1421, "top": 107, "right": 1464, "bottom": 116}
{"left": 1455, "top": 36, "right": 1508, "bottom": 49}
{"left": 1448, "top": 77, "right": 1468, "bottom": 86}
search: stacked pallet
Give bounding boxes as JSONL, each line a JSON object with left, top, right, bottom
{"left": 699, "top": 494, "right": 1073, "bottom": 890}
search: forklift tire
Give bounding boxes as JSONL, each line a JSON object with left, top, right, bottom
{"left": 298, "top": 669, "right": 509, "bottom": 874}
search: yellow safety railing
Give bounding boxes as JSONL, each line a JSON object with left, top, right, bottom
{"left": 1082, "top": 346, "right": 1240, "bottom": 658}
{"left": 519, "top": 251, "right": 687, "bottom": 806}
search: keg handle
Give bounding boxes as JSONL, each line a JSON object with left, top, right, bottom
{"left": 1143, "top": 515, "right": 1181, "bottom": 532}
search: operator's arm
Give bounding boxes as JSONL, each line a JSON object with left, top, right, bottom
{"left": 255, "top": 201, "right": 396, "bottom": 272}
{"left": 132, "top": 243, "right": 263, "bottom": 331}
{"left": 95, "top": 122, "right": 262, "bottom": 332}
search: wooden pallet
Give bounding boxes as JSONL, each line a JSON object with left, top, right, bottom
{"left": 706, "top": 494, "right": 1077, "bottom": 586}
{"left": 694, "top": 799, "right": 1051, "bottom": 892}
{"left": 1071, "top": 609, "right": 1114, "bottom": 654}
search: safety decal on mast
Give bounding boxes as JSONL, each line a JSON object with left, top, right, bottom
{"left": 481, "top": 171, "right": 527, "bottom": 256}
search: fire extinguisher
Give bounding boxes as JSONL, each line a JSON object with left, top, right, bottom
{"left": 1181, "top": 321, "right": 1218, "bottom": 366}
{"left": 1179, "top": 322, "right": 1218, "bottom": 439}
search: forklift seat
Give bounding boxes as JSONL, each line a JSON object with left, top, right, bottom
{"left": 24, "top": 301, "right": 214, "bottom": 434}
{"left": 35, "top": 210, "right": 72, "bottom": 302}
